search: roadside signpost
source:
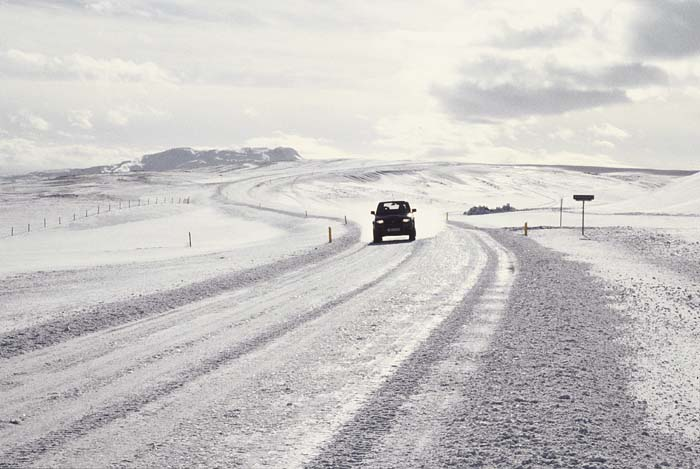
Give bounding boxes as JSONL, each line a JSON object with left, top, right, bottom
{"left": 573, "top": 194, "right": 594, "bottom": 236}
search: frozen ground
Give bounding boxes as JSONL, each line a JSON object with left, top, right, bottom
{"left": 0, "top": 159, "right": 698, "bottom": 467}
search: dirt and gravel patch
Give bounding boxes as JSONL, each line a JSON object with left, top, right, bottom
{"left": 532, "top": 226, "right": 700, "bottom": 443}
{"left": 584, "top": 226, "right": 700, "bottom": 279}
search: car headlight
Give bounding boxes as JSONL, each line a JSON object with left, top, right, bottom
{"left": 402, "top": 218, "right": 411, "bottom": 223}
{"left": 375, "top": 219, "right": 384, "bottom": 224}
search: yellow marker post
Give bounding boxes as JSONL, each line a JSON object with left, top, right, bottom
{"left": 524, "top": 222, "right": 528, "bottom": 236}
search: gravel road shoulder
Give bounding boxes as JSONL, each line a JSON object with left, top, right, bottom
{"left": 311, "top": 227, "right": 699, "bottom": 468}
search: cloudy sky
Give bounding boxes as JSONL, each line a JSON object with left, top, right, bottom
{"left": 1, "top": 0, "right": 700, "bottom": 173}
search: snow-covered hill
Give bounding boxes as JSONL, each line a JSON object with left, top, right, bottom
{"left": 599, "top": 171, "right": 700, "bottom": 215}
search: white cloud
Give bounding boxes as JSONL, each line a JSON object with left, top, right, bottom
{"left": 593, "top": 139, "right": 616, "bottom": 149}
{"left": 369, "top": 111, "right": 624, "bottom": 167}
{"left": 106, "top": 104, "right": 168, "bottom": 127}
{"left": 373, "top": 112, "right": 498, "bottom": 158}
{"left": 243, "top": 107, "right": 260, "bottom": 118}
{"left": 590, "top": 123, "right": 630, "bottom": 140}
{"left": 9, "top": 110, "right": 51, "bottom": 131}
{"left": 5, "top": 49, "right": 47, "bottom": 67}
{"left": 549, "top": 128, "right": 576, "bottom": 141}
{"left": 106, "top": 109, "right": 129, "bottom": 127}
{"left": 68, "top": 109, "right": 93, "bottom": 129}
{"left": 0, "top": 136, "right": 142, "bottom": 174}
{"left": 0, "top": 49, "right": 177, "bottom": 83}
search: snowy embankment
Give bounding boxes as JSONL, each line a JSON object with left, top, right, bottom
{"left": 1, "top": 206, "right": 283, "bottom": 274}
{"left": 0, "top": 168, "right": 351, "bottom": 337}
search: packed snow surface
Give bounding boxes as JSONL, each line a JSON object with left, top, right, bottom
{"left": 0, "top": 159, "right": 698, "bottom": 467}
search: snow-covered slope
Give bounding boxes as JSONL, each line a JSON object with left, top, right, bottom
{"left": 598, "top": 171, "right": 700, "bottom": 215}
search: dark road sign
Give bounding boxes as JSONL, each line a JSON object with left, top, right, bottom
{"left": 573, "top": 195, "right": 595, "bottom": 235}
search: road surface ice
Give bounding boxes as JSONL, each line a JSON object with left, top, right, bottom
{"left": 1, "top": 160, "right": 698, "bottom": 467}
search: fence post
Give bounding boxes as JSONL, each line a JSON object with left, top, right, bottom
{"left": 98, "top": 205, "right": 100, "bottom": 214}
{"left": 59, "top": 216, "right": 61, "bottom": 225}
{"left": 85, "top": 209, "right": 88, "bottom": 218}
{"left": 43, "top": 218, "right": 46, "bottom": 228}
{"left": 11, "top": 226, "right": 13, "bottom": 236}
{"left": 446, "top": 212, "right": 449, "bottom": 221}
{"left": 28, "top": 223, "right": 30, "bottom": 233}
{"left": 328, "top": 226, "right": 332, "bottom": 243}
{"left": 559, "top": 198, "right": 563, "bottom": 228}
{"left": 344, "top": 215, "right": 347, "bottom": 225}
{"left": 119, "top": 201, "right": 122, "bottom": 209}
{"left": 73, "top": 213, "right": 76, "bottom": 221}
{"left": 128, "top": 200, "right": 131, "bottom": 208}
{"left": 188, "top": 232, "right": 192, "bottom": 248}
{"left": 524, "top": 222, "right": 528, "bottom": 236}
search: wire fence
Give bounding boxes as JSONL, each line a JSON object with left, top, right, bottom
{"left": 1, "top": 196, "right": 191, "bottom": 240}
{"left": 0, "top": 196, "right": 352, "bottom": 249}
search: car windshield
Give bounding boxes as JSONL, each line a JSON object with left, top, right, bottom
{"left": 378, "top": 202, "right": 410, "bottom": 215}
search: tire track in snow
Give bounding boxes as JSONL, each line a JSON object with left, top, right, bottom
{"left": 309, "top": 228, "right": 513, "bottom": 467}
{"left": 358, "top": 229, "right": 516, "bottom": 467}
{"left": 0, "top": 222, "right": 361, "bottom": 359}
{"left": 422, "top": 228, "right": 700, "bottom": 467}
{"left": 81, "top": 226, "right": 489, "bottom": 468}
{"left": 0, "top": 241, "right": 423, "bottom": 467}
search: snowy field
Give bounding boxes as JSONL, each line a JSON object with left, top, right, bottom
{"left": 1, "top": 159, "right": 698, "bottom": 467}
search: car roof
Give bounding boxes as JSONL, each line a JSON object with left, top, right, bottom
{"left": 378, "top": 200, "right": 410, "bottom": 204}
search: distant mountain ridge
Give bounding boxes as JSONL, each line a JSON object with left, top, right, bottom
{"left": 32, "top": 146, "right": 303, "bottom": 177}
{"left": 135, "top": 147, "right": 302, "bottom": 172}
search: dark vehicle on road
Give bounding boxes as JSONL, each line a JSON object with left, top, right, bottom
{"left": 371, "top": 200, "right": 416, "bottom": 243}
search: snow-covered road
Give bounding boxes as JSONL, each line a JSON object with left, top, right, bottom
{"left": 1, "top": 221, "right": 501, "bottom": 467}
{"left": 1, "top": 160, "right": 698, "bottom": 468}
